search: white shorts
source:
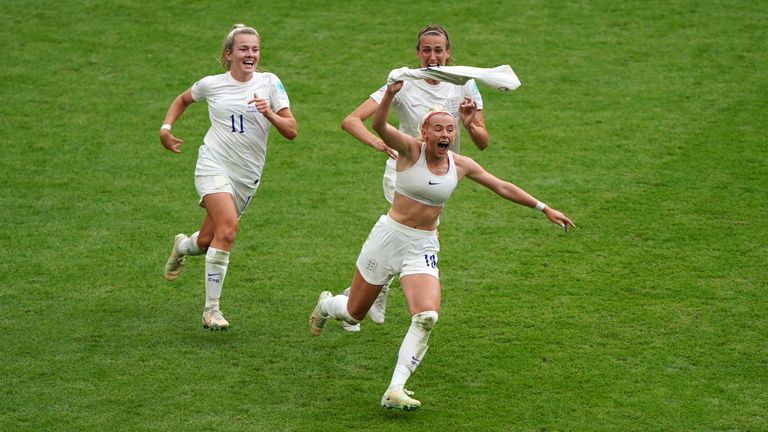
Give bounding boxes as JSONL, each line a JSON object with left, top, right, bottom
{"left": 355, "top": 215, "right": 440, "bottom": 285}
{"left": 195, "top": 174, "right": 257, "bottom": 218}
{"left": 194, "top": 146, "right": 260, "bottom": 217}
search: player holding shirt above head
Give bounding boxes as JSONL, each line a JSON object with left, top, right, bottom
{"left": 311, "top": 80, "right": 574, "bottom": 411}
{"left": 159, "top": 24, "right": 297, "bottom": 330}
{"left": 340, "top": 24, "right": 490, "bottom": 332}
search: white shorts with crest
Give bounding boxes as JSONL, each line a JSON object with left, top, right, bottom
{"left": 355, "top": 215, "right": 440, "bottom": 285}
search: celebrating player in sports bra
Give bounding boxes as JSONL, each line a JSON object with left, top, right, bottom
{"left": 339, "top": 24, "right": 490, "bottom": 332}
{"left": 309, "top": 80, "right": 574, "bottom": 411}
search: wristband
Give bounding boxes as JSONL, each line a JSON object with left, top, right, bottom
{"left": 535, "top": 201, "right": 546, "bottom": 212}
{"left": 160, "top": 124, "right": 172, "bottom": 131}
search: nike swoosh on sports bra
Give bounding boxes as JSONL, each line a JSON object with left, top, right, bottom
{"left": 395, "top": 143, "right": 458, "bottom": 207}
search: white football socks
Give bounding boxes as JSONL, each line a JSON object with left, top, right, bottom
{"left": 178, "top": 231, "right": 203, "bottom": 256}
{"left": 388, "top": 310, "right": 438, "bottom": 390}
{"left": 204, "top": 247, "right": 229, "bottom": 310}
{"left": 321, "top": 294, "right": 359, "bottom": 324}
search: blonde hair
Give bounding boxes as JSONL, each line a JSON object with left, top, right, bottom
{"left": 220, "top": 24, "right": 260, "bottom": 70}
{"left": 420, "top": 107, "right": 453, "bottom": 133}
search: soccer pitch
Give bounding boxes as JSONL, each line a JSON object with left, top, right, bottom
{"left": 1, "top": 0, "right": 766, "bottom": 430}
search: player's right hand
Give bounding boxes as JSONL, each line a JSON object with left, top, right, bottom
{"left": 160, "top": 130, "right": 183, "bottom": 153}
{"left": 386, "top": 81, "right": 403, "bottom": 95}
{"left": 369, "top": 137, "right": 398, "bottom": 160}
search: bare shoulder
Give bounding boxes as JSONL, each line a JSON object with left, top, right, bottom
{"left": 452, "top": 152, "right": 481, "bottom": 179}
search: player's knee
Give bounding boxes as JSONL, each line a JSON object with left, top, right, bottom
{"left": 216, "top": 221, "right": 238, "bottom": 245}
{"left": 412, "top": 310, "right": 438, "bottom": 331}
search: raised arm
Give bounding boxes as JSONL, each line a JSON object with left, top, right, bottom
{"left": 159, "top": 88, "right": 196, "bottom": 153}
{"left": 455, "top": 154, "right": 575, "bottom": 231}
{"left": 341, "top": 98, "right": 397, "bottom": 159}
{"left": 371, "top": 81, "right": 417, "bottom": 158}
{"left": 459, "top": 97, "right": 489, "bottom": 150}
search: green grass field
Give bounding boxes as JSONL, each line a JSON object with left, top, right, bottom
{"left": 1, "top": 0, "right": 766, "bottom": 430}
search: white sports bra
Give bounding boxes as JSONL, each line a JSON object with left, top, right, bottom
{"left": 395, "top": 143, "right": 458, "bottom": 207}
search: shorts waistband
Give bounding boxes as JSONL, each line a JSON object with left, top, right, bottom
{"left": 380, "top": 214, "right": 436, "bottom": 238}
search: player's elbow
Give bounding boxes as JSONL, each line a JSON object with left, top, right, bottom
{"left": 372, "top": 121, "right": 385, "bottom": 136}
{"left": 283, "top": 124, "right": 298, "bottom": 141}
{"left": 341, "top": 114, "right": 357, "bottom": 132}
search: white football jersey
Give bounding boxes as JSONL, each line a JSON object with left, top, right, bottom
{"left": 370, "top": 78, "right": 483, "bottom": 153}
{"left": 191, "top": 71, "right": 290, "bottom": 185}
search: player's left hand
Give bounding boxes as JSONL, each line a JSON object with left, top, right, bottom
{"left": 459, "top": 97, "right": 477, "bottom": 128}
{"left": 543, "top": 207, "right": 576, "bottom": 232}
{"left": 248, "top": 92, "right": 273, "bottom": 117}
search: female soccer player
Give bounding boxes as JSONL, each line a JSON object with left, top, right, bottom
{"left": 310, "top": 81, "right": 574, "bottom": 410}
{"left": 339, "top": 24, "right": 490, "bottom": 331}
{"left": 159, "top": 24, "right": 297, "bottom": 330}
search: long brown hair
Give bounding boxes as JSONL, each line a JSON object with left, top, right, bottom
{"left": 416, "top": 24, "right": 453, "bottom": 66}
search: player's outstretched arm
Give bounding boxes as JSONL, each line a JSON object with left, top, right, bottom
{"left": 455, "top": 154, "right": 576, "bottom": 231}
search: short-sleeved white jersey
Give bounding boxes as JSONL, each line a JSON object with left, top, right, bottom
{"left": 370, "top": 78, "right": 483, "bottom": 153}
{"left": 191, "top": 71, "right": 290, "bottom": 185}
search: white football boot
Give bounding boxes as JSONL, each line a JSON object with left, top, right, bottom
{"left": 381, "top": 387, "right": 420, "bottom": 411}
{"left": 309, "top": 291, "right": 332, "bottom": 336}
{"left": 202, "top": 307, "right": 229, "bottom": 330}
{"left": 341, "top": 321, "right": 361, "bottom": 332}
{"left": 368, "top": 284, "right": 389, "bottom": 324}
{"left": 163, "top": 233, "right": 188, "bottom": 281}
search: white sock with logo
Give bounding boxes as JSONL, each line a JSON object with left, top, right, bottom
{"left": 204, "top": 247, "right": 229, "bottom": 310}
{"left": 178, "top": 231, "right": 204, "bottom": 256}
{"left": 321, "top": 294, "right": 359, "bottom": 324}
{"left": 388, "top": 311, "right": 438, "bottom": 390}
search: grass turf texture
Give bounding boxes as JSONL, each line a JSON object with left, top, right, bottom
{"left": 1, "top": 0, "right": 766, "bottom": 430}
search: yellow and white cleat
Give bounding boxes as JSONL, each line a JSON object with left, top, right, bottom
{"left": 163, "top": 233, "right": 188, "bottom": 281}
{"left": 309, "top": 291, "right": 332, "bottom": 336}
{"left": 202, "top": 307, "right": 229, "bottom": 330}
{"left": 381, "top": 388, "right": 420, "bottom": 411}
